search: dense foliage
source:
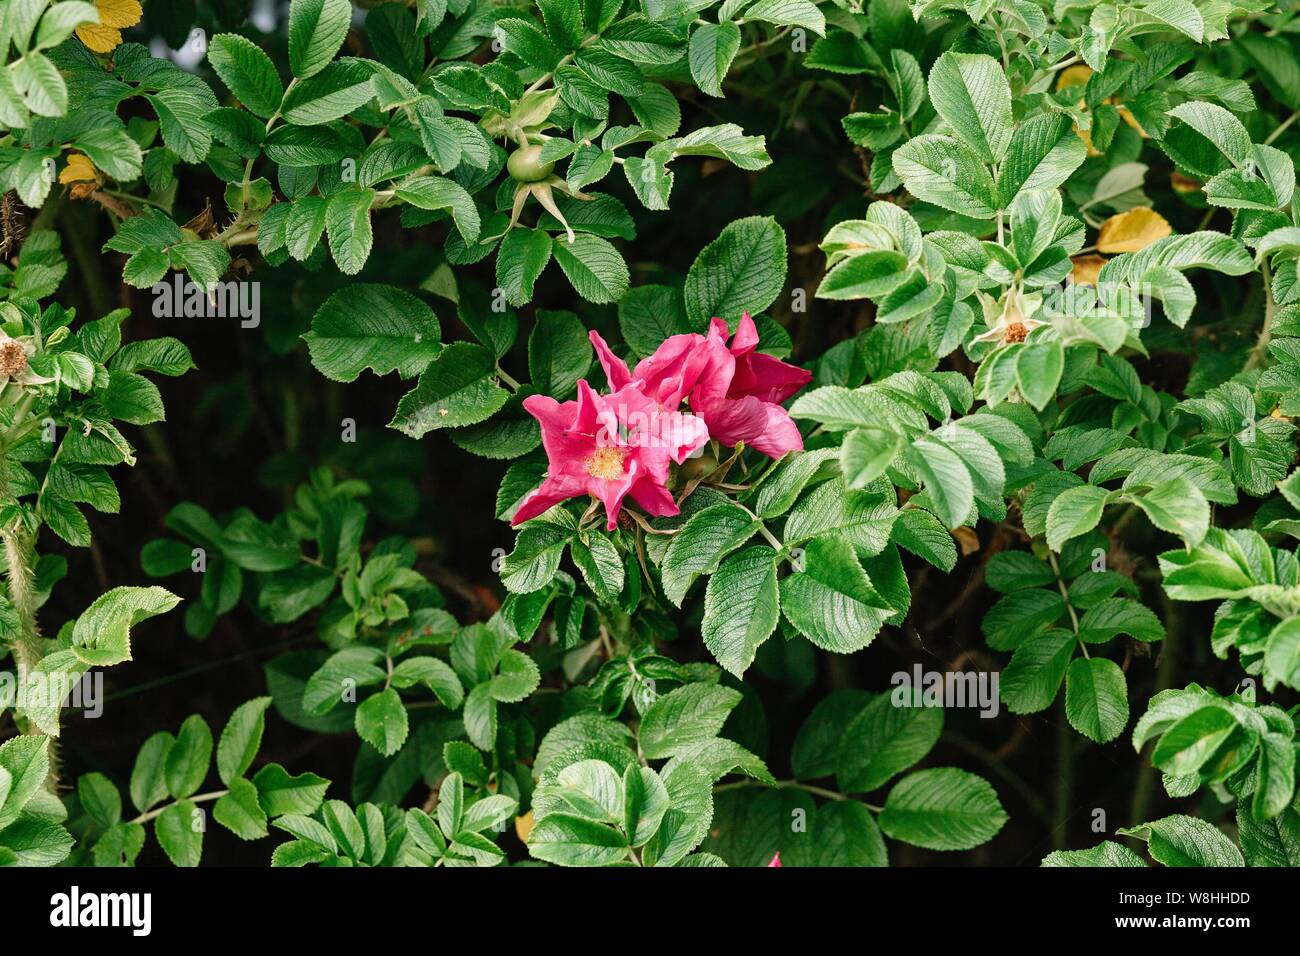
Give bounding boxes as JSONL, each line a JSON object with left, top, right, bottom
{"left": 0, "top": 0, "right": 1298, "bottom": 868}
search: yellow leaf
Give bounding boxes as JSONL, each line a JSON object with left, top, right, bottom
{"left": 75, "top": 22, "right": 123, "bottom": 53}
{"left": 1070, "top": 254, "right": 1108, "bottom": 286}
{"left": 1170, "top": 172, "right": 1201, "bottom": 194}
{"left": 75, "top": 0, "right": 141, "bottom": 52}
{"left": 1056, "top": 65, "right": 1093, "bottom": 91}
{"left": 951, "top": 526, "right": 980, "bottom": 556}
{"left": 1116, "top": 104, "right": 1149, "bottom": 139}
{"left": 514, "top": 810, "right": 535, "bottom": 843}
{"left": 59, "top": 153, "right": 98, "bottom": 184}
{"left": 96, "top": 0, "right": 143, "bottom": 29}
{"left": 1096, "top": 208, "right": 1172, "bottom": 254}
{"left": 1074, "top": 122, "right": 1101, "bottom": 158}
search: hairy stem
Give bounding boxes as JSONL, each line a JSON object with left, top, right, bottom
{"left": 2, "top": 524, "right": 44, "bottom": 686}
{"left": 2, "top": 522, "right": 59, "bottom": 789}
{"left": 130, "top": 790, "right": 228, "bottom": 825}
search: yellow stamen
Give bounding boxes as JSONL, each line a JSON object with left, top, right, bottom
{"left": 585, "top": 447, "right": 625, "bottom": 480}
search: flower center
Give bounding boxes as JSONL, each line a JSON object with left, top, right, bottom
{"left": 585, "top": 447, "right": 625, "bottom": 480}
{"left": 0, "top": 341, "right": 27, "bottom": 378}
{"left": 1002, "top": 321, "right": 1028, "bottom": 344}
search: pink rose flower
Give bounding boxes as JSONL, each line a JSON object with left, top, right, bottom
{"left": 689, "top": 314, "right": 812, "bottom": 459}
{"left": 512, "top": 380, "right": 708, "bottom": 531}
{"left": 588, "top": 329, "right": 712, "bottom": 410}
{"left": 767, "top": 851, "right": 782, "bottom": 867}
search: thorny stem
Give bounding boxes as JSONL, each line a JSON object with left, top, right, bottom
{"left": 1, "top": 522, "right": 60, "bottom": 790}
{"left": 2, "top": 525, "right": 44, "bottom": 692}
{"left": 1, "top": 390, "right": 47, "bottom": 691}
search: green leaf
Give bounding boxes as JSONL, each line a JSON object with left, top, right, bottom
{"left": 325, "top": 187, "right": 375, "bottom": 275}
{"left": 528, "top": 310, "right": 591, "bottom": 397}
{"left": 129, "top": 732, "right": 174, "bottom": 814}
{"left": 701, "top": 545, "right": 780, "bottom": 677}
{"left": 1129, "top": 477, "right": 1209, "bottom": 549}
{"left": 744, "top": 0, "right": 825, "bottom": 34}
{"left": 488, "top": 649, "right": 541, "bottom": 702}
{"left": 0, "top": 816, "right": 73, "bottom": 866}
{"left": 639, "top": 683, "right": 742, "bottom": 760}
{"left": 890, "top": 508, "right": 958, "bottom": 572}
{"left": 779, "top": 535, "right": 893, "bottom": 653}
{"left": 816, "top": 250, "right": 910, "bottom": 300}
{"left": 783, "top": 478, "right": 897, "bottom": 553}
{"left": 841, "top": 426, "right": 904, "bottom": 488}
{"left": 551, "top": 234, "right": 629, "bottom": 304}
{"left": 355, "top": 687, "right": 410, "bottom": 757}
{"left": 1042, "top": 841, "right": 1148, "bottom": 867}
{"left": 927, "top": 52, "right": 1013, "bottom": 164}
{"left": 999, "top": 629, "right": 1075, "bottom": 713}
{"left": 837, "top": 693, "right": 943, "bottom": 794}
{"left": 70, "top": 586, "right": 180, "bottom": 667}
{"left": 618, "top": 285, "right": 689, "bottom": 356}
{"left": 77, "top": 772, "right": 122, "bottom": 828}
{"left": 528, "top": 813, "right": 628, "bottom": 866}
{"left": 906, "top": 435, "right": 974, "bottom": 530}
{"left": 879, "top": 767, "right": 1008, "bottom": 851}
{"left": 390, "top": 657, "right": 464, "bottom": 708}
{"left": 790, "top": 690, "right": 873, "bottom": 780}
{"left": 213, "top": 777, "right": 270, "bottom": 840}
{"left": 1077, "top": 599, "right": 1165, "bottom": 644}
{"left": 1149, "top": 705, "right": 1242, "bottom": 777}
{"left": 684, "top": 217, "right": 787, "bottom": 328}
{"left": 155, "top": 800, "right": 203, "bottom": 867}
{"left": 662, "top": 504, "right": 759, "bottom": 607}
{"left": 252, "top": 763, "right": 330, "bottom": 817}
{"left": 389, "top": 343, "right": 510, "bottom": 438}
{"left": 623, "top": 764, "right": 670, "bottom": 847}
{"left": 1046, "top": 484, "right": 1110, "bottom": 552}
{"left": 395, "top": 176, "right": 480, "bottom": 244}
{"left": 14, "top": 51, "right": 67, "bottom": 117}
{"left": 535, "top": 758, "right": 623, "bottom": 824}
{"left": 1065, "top": 657, "right": 1129, "bottom": 743}
{"left": 500, "top": 522, "right": 569, "bottom": 593}
{"left": 288, "top": 0, "right": 353, "bottom": 79}
{"left": 216, "top": 697, "right": 272, "bottom": 786}
{"left": 1237, "top": 802, "right": 1300, "bottom": 866}
{"left": 208, "top": 33, "right": 284, "bottom": 119}
{"left": 496, "top": 228, "right": 554, "bottom": 307}
{"left": 494, "top": 17, "right": 561, "bottom": 71}
{"left": 303, "top": 283, "right": 441, "bottom": 383}
{"left": 0, "top": 736, "right": 50, "bottom": 830}
{"left": 1015, "top": 342, "right": 1064, "bottom": 411}
{"left": 570, "top": 532, "right": 624, "bottom": 605}
{"left": 1168, "top": 101, "right": 1251, "bottom": 167}
{"left": 164, "top": 714, "right": 213, "bottom": 799}
{"left": 892, "top": 135, "right": 998, "bottom": 219}
{"left": 688, "top": 21, "right": 740, "bottom": 98}
{"left": 1118, "top": 814, "right": 1244, "bottom": 867}
{"left": 1264, "top": 616, "right": 1300, "bottom": 690}
{"left": 753, "top": 447, "right": 838, "bottom": 519}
